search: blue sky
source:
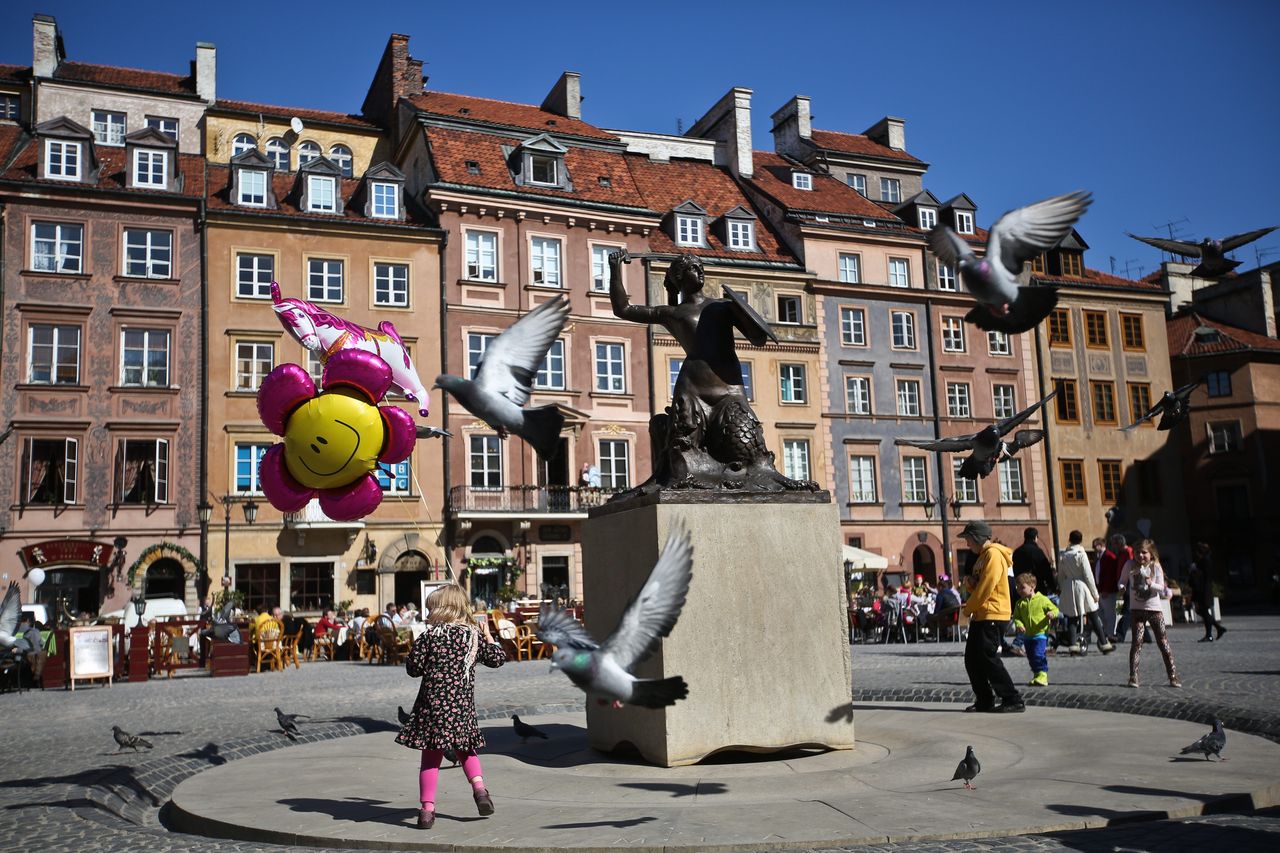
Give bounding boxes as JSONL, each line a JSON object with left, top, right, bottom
{"left": 4, "top": 0, "right": 1278, "bottom": 277}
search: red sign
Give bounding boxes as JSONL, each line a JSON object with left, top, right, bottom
{"left": 19, "top": 539, "right": 114, "bottom": 569}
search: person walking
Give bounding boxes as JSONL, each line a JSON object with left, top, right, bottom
{"left": 1099, "top": 534, "right": 1132, "bottom": 642}
{"left": 1057, "top": 530, "right": 1115, "bottom": 655}
{"left": 395, "top": 584, "right": 507, "bottom": 829}
{"left": 959, "top": 521, "right": 1025, "bottom": 713}
{"left": 1012, "top": 572, "right": 1059, "bottom": 686}
{"left": 1188, "top": 542, "right": 1227, "bottom": 642}
{"left": 1013, "top": 527, "right": 1057, "bottom": 596}
{"left": 1118, "top": 539, "right": 1180, "bottom": 689}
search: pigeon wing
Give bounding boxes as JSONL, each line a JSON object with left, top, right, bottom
{"left": 951, "top": 757, "right": 970, "bottom": 781}
{"left": 474, "top": 296, "right": 570, "bottom": 408}
{"left": 893, "top": 435, "right": 979, "bottom": 452}
{"left": 995, "top": 389, "right": 1057, "bottom": 437}
{"left": 1127, "top": 233, "right": 1203, "bottom": 258}
{"left": 602, "top": 527, "right": 694, "bottom": 673}
{"left": 1219, "top": 226, "right": 1277, "bottom": 252}
{"left": 989, "top": 192, "right": 1093, "bottom": 276}
{"left": 1173, "top": 380, "right": 1201, "bottom": 401}
{"left": 1180, "top": 733, "right": 1210, "bottom": 755}
{"left": 927, "top": 225, "right": 975, "bottom": 270}
{"left": 1120, "top": 409, "right": 1159, "bottom": 432}
{"left": 535, "top": 604, "right": 599, "bottom": 650}
{"left": 0, "top": 582, "right": 19, "bottom": 638}
{"left": 1008, "top": 429, "right": 1045, "bottom": 451}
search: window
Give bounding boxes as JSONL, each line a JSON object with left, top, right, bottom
{"left": 1120, "top": 313, "right": 1145, "bottom": 350}
{"left": 902, "top": 457, "right": 928, "bottom": 503}
{"left": 1048, "top": 308, "right": 1071, "bottom": 346}
{"left": 783, "top": 439, "right": 810, "bottom": 481}
{"left": 120, "top": 328, "right": 170, "bottom": 387}
{"left": 0, "top": 94, "right": 18, "bottom": 120}
{"left": 465, "top": 231, "right": 498, "bottom": 281}
{"left": 133, "top": 149, "right": 168, "bottom": 188}
{"left": 987, "top": 330, "right": 1011, "bottom": 355}
{"left": 891, "top": 311, "right": 916, "bottom": 349}
{"left": 20, "top": 437, "right": 78, "bottom": 505}
{"left": 993, "top": 384, "right": 1016, "bottom": 420}
{"left": 466, "top": 333, "right": 494, "bottom": 380}
{"left": 1127, "top": 383, "right": 1152, "bottom": 424}
{"left": 840, "top": 306, "right": 866, "bottom": 345}
{"left": 115, "top": 438, "right": 169, "bottom": 505}
{"left": 328, "top": 144, "right": 353, "bottom": 177}
{"left": 92, "top": 110, "right": 126, "bottom": 145}
{"left": 849, "top": 455, "right": 877, "bottom": 503}
{"left": 676, "top": 215, "right": 703, "bottom": 246}
{"left": 595, "top": 342, "right": 625, "bottom": 393}
{"left": 531, "top": 237, "right": 562, "bottom": 287}
{"left": 236, "top": 564, "right": 280, "bottom": 615}
{"left": 740, "top": 362, "right": 754, "bottom": 401}
{"left": 792, "top": 172, "right": 812, "bottom": 190}
{"left": 123, "top": 229, "right": 172, "bottom": 278}
{"left": 1060, "top": 460, "right": 1086, "bottom": 503}
{"left": 896, "top": 378, "right": 921, "bottom": 417}
{"left": 306, "top": 349, "right": 325, "bottom": 385}
{"left": 231, "top": 133, "right": 256, "bottom": 156}
{"left": 265, "top": 137, "right": 289, "bottom": 171}
{"left": 1061, "top": 252, "right": 1083, "bottom": 277}
{"left": 44, "top": 139, "right": 81, "bottom": 180}
{"left": 838, "top": 253, "right": 861, "bottom": 283}
{"left": 776, "top": 294, "right": 801, "bottom": 324}
{"left": 297, "top": 141, "right": 320, "bottom": 166}
{"left": 529, "top": 153, "right": 558, "bottom": 185}
{"left": 667, "top": 357, "right": 683, "bottom": 396}
{"left": 371, "top": 182, "right": 398, "bottom": 218}
{"left": 847, "top": 173, "right": 866, "bottom": 196}
{"left": 998, "top": 459, "right": 1024, "bottom": 502}
{"left": 307, "top": 258, "right": 344, "bottom": 302}
{"left": 845, "top": 376, "right": 870, "bottom": 415}
{"left": 952, "top": 458, "right": 977, "bottom": 503}
{"left": 28, "top": 324, "right": 80, "bottom": 384}
{"left": 880, "top": 177, "right": 901, "bottom": 203}
{"left": 590, "top": 245, "right": 615, "bottom": 292}
{"left": 946, "top": 382, "right": 971, "bottom": 418}
{"left": 31, "top": 222, "right": 83, "bottom": 273}
{"left": 373, "top": 262, "right": 409, "bottom": 307}
{"left": 237, "top": 169, "right": 268, "bottom": 206}
{"left": 1084, "top": 310, "right": 1108, "bottom": 347}
{"left": 142, "top": 116, "right": 177, "bottom": 141}
{"left": 941, "top": 317, "right": 966, "bottom": 352}
{"left": 1054, "top": 378, "right": 1079, "bottom": 423}
{"left": 375, "top": 459, "right": 412, "bottom": 494}
{"left": 234, "top": 443, "right": 270, "bottom": 493}
{"left": 236, "top": 253, "right": 274, "bottom": 298}
{"left": 535, "top": 339, "right": 565, "bottom": 389}
{"left": 1030, "top": 254, "right": 1046, "bottom": 274}
{"left": 1208, "top": 421, "right": 1242, "bottom": 454}
{"left": 355, "top": 568, "right": 376, "bottom": 594}
{"left": 235, "top": 342, "right": 273, "bottom": 390}
{"left": 1206, "top": 370, "right": 1231, "bottom": 397}
{"left": 780, "top": 363, "right": 806, "bottom": 403}
{"left": 1099, "top": 460, "right": 1123, "bottom": 504}
{"left": 469, "top": 435, "right": 502, "bottom": 488}
{"left": 728, "top": 220, "right": 754, "bottom": 249}
{"left": 955, "top": 211, "right": 974, "bottom": 234}
{"left": 888, "top": 257, "right": 910, "bottom": 288}
{"left": 1091, "top": 381, "right": 1117, "bottom": 424}
{"left": 290, "top": 563, "right": 334, "bottom": 611}
{"left": 937, "top": 261, "right": 956, "bottom": 291}
{"left": 918, "top": 207, "right": 937, "bottom": 229}
{"left": 307, "top": 175, "right": 337, "bottom": 213}
{"left": 598, "top": 440, "right": 630, "bottom": 489}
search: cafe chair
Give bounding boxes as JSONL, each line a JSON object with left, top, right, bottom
{"left": 281, "top": 625, "right": 305, "bottom": 669}
{"left": 513, "top": 623, "right": 545, "bottom": 661}
{"left": 255, "top": 620, "right": 284, "bottom": 673}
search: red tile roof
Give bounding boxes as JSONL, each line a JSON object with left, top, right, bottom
{"left": 0, "top": 64, "right": 29, "bottom": 84}
{"left": 0, "top": 125, "right": 26, "bottom": 168}
{"left": 408, "top": 91, "right": 616, "bottom": 140}
{"left": 1167, "top": 311, "right": 1280, "bottom": 357}
{"left": 205, "top": 163, "right": 429, "bottom": 226}
{"left": 808, "top": 129, "right": 921, "bottom": 163}
{"left": 747, "top": 150, "right": 904, "bottom": 222}
{"left": 53, "top": 61, "right": 197, "bottom": 96}
{"left": 1033, "top": 265, "right": 1166, "bottom": 291}
{"left": 214, "top": 99, "right": 382, "bottom": 130}
{"left": 0, "top": 135, "right": 206, "bottom": 198}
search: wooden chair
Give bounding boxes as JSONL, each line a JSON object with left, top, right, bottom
{"left": 154, "top": 625, "right": 182, "bottom": 678}
{"left": 375, "top": 625, "right": 411, "bottom": 665}
{"left": 309, "top": 631, "right": 335, "bottom": 662}
{"left": 254, "top": 619, "right": 284, "bottom": 673}
{"left": 513, "top": 623, "right": 545, "bottom": 661}
{"left": 281, "top": 625, "right": 304, "bottom": 669}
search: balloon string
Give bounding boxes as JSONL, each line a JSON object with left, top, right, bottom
{"left": 404, "top": 464, "right": 454, "bottom": 582}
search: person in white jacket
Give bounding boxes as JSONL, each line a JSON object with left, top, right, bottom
{"left": 1056, "top": 530, "right": 1115, "bottom": 655}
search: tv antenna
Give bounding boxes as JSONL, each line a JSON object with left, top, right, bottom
{"left": 1254, "top": 244, "right": 1279, "bottom": 269}
{"left": 1151, "top": 216, "right": 1191, "bottom": 263}
{"left": 676, "top": 117, "right": 684, "bottom": 135}
{"left": 1122, "top": 259, "right": 1144, "bottom": 279}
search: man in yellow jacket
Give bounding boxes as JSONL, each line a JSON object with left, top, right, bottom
{"left": 959, "top": 520, "right": 1025, "bottom": 713}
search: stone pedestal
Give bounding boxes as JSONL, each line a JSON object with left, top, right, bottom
{"left": 582, "top": 493, "right": 853, "bottom": 766}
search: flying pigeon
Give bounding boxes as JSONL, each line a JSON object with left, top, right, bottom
{"left": 951, "top": 745, "right": 981, "bottom": 790}
{"left": 112, "top": 726, "right": 153, "bottom": 752}
{"left": 536, "top": 527, "right": 694, "bottom": 709}
{"left": 0, "top": 582, "right": 20, "bottom": 649}
{"left": 512, "top": 714, "right": 549, "bottom": 742}
{"left": 415, "top": 425, "right": 452, "bottom": 441}
{"left": 433, "top": 296, "right": 570, "bottom": 459}
{"left": 1180, "top": 718, "right": 1227, "bottom": 761}
{"left": 895, "top": 390, "right": 1057, "bottom": 480}
{"left": 1121, "top": 381, "right": 1200, "bottom": 432}
{"left": 274, "top": 707, "right": 310, "bottom": 741}
{"left": 929, "top": 191, "right": 1092, "bottom": 334}
{"left": 1128, "top": 227, "right": 1276, "bottom": 279}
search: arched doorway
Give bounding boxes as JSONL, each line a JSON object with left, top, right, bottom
{"left": 393, "top": 550, "right": 431, "bottom": 611}
{"left": 145, "top": 558, "right": 185, "bottom": 599}
{"left": 37, "top": 568, "right": 100, "bottom": 621}
{"left": 912, "top": 544, "right": 936, "bottom": 583}
{"left": 468, "top": 535, "right": 505, "bottom": 607}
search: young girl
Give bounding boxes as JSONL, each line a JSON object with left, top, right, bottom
{"left": 1119, "top": 539, "right": 1180, "bottom": 689}
{"left": 395, "top": 585, "right": 506, "bottom": 829}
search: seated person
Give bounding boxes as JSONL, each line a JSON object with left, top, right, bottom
{"left": 8, "top": 612, "right": 47, "bottom": 680}
{"left": 282, "top": 611, "right": 313, "bottom": 655}
{"left": 315, "top": 608, "right": 342, "bottom": 639}
{"left": 249, "top": 605, "right": 276, "bottom": 644}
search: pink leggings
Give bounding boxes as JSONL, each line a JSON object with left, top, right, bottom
{"left": 419, "top": 749, "right": 484, "bottom": 806}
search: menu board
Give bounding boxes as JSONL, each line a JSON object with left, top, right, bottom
{"left": 68, "top": 626, "right": 114, "bottom": 690}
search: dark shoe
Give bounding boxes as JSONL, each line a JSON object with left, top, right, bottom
{"left": 1199, "top": 637, "right": 1214, "bottom": 643}
{"left": 1217, "top": 626, "right": 1227, "bottom": 640}
{"left": 964, "top": 703, "right": 995, "bottom": 713}
{"left": 474, "top": 787, "right": 494, "bottom": 816}
{"left": 416, "top": 807, "right": 435, "bottom": 829}
{"left": 995, "top": 701, "right": 1026, "bottom": 713}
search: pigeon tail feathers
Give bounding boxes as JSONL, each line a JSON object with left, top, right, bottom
{"left": 629, "top": 675, "right": 688, "bottom": 708}
{"left": 518, "top": 405, "right": 565, "bottom": 459}
{"left": 965, "top": 287, "right": 1058, "bottom": 334}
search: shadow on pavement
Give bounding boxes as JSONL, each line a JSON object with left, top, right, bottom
{"left": 543, "top": 816, "right": 657, "bottom": 829}
{"left": 0, "top": 765, "right": 160, "bottom": 806}
{"left": 617, "top": 782, "right": 727, "bottom": 798}
{"left": 279, "top": 796, "right": 416, "bottom": 826}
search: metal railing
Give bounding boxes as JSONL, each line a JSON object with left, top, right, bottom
{"left": 448, "top": 485, "right": 621, "bottom": 514}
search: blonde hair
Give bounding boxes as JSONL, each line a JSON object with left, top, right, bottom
{"left": 1136, "top": 539, "right": 1160, "bottom": 564}
{"left": 426, "top": 585, "right": 473, "bottom": 626}
{"left": 1014, "top": 572, "right": 1037, "bottom": 590}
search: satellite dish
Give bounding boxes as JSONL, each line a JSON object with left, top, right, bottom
{"left": 290, "top": 117, "right": 304, "bottom": 135}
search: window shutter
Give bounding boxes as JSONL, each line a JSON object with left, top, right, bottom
{"left": 114, "top": 440, "right": 125, "bottom": 504}
{"left": 20, "top": 439, "right": 32, "bottom": 506}
{"left": 63, "top": 438, "right": 78, "bottom": 504}
{"left": 155, "top": 439, "right": 169, "bottom": 504}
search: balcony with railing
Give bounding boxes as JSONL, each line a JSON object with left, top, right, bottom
{"left": 283, "top": 498, "right": 365, "bottom": 545}
{"left": 448, "top": 485, "right": 620, "bottom": 517}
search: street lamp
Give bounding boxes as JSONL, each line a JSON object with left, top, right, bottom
{"left": 215, "top": 494, "right": 259, "bottom": 586}
{"left": 131, "top": 593, "right": 147, "bottom": 629}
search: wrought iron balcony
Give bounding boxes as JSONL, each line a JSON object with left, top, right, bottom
{"left": 283, "top": 498, "right": 364, "bottom": 546}
{"left": 448, "top": 485, "right": 620, "bottom": 516}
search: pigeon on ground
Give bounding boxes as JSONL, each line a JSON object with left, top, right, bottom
{"left": 0, "top": 582, "right": 20, "bottom": 648}
{"left": 536, "top": 527, "right": 693, "bottom": 709}
{"left": 1128, "top": 227, "right": 1276, "bottom": 279}
{"left": 274, "top": 707, "right": 310, "bottom": 741}
{"left": 433, "top": 296, "right": 570, "bottom": 459}
{"left": 1121, "top": 381, "right": 1200, "bottom": 432}
{"left": 397, "top": 705, "right": 411, "bottom": 725}
{"left": 112, "top": 726, "right": 153, "bottom": 752}
{"left": 895, "top": 390, "right": 1057, "bottom": 480}
{"left": 951, "top": 745, "right": 981, "bottom": 790}
{"left": 512, "top": 714, "right": 549, "bottom": 742}
{"left": 929, "top": 191, "right": 1092, "bottom": 334}
{"left": 1180, "top": 718, "right": 1227, "bottom": 761}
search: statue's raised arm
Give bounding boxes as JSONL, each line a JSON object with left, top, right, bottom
{"left": 609, "top": 250, "right": 667, "bottom": 324}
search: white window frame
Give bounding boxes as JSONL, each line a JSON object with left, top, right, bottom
{"left": 116, "top": 438, "right": 169, "bottom": 505}
{"left": 535, "top": 339, "right": 566, "bottom": 390}
{"left": 993, "top": 384, "right": 1017, "bottom": 420}
{"left": 668, "top": 357, "right": 684, "bottom": 396}
{"left": 896, "top": 378, "right": 921, "bottom": 417}
{"left": 234, "top": 443, "right": 271, "bottom": 494}
{"left": 235, "top": 341, "right": 274, "bottom": 391}
{"left": 590, "top": 244, "right": 619, "bottom": 292}
{"left": 373, "top": 262, "right": 409, "bottom": 307}
{"left": 953, "top": 458, "right": 978, "bottom": 502}
{"left": 307, "top": 175, "right": 337, "bottom": 213}
{"left": 122, "top": 228, "right": 172, "bottom": 279}
{"left": 306, "top": 349, "right": 325, "bottom": 385}
{"left": 328, "top": 144, "right": 353, "bottom": 177}
{"left": 776, "top": 294, "right": 801, "bottom": 325}
{"left": 847, "top": 173, "right": 867, "bottom": 196}
{"left": 849, "top": 455, "right": 877, "bottom": 503}
{"left": 27, "top": 323, "right": 81, "bottom": 384}
{"left": 265, "top": 137, "right": 290, "bottom": 171}
{"left": 740, "top": 362, "right": 755, "bottom": 401}
{"left": 780, "top": 363, "right": 807, "bottom": 404}
{"left": 946, "top": 382, "right": 972, "bottom": 418}
{"left": 1207, "top": 421, "right": 1242, "bottom": 454}
{"left": 92, "top": 110, "right": 126, "bottom": 146}
{"left": 375, "top": 459, "right": 413, "bottom": 495}
{"left": 941, "top": 316, "right": 966, "bottom": 353}
{"left": 120, "top": 328, "right": 171, "bottom": 387}
{"left": 838, "top": 253, "right": 861, "bottom": 283}
{"left": 531, "top": 236, "right": 562, "bottom": 287}
{"left": 676, "top": 215, "right": 703, "bottom": 247}
{"left": 999, "top": 459, "right": 1025, "bottom": 502}
{"left": 594, "top": 342, "right": 626, "bottom": 393}
{"left": 44, "top": 139, "right": 81, "bottom": 180}
{"left": 469, "top": 434, "right": 503, "bottom": 489}
{"left": 133, "top": 149, "right": 168, "bottom": 188}
{"left": 955, "top": 211, "right": 975, "bottom": 234}
{"left": 988, "top": 330, "right": 1012, "bottom": 355}
{"left": 918, "top": 207, "right": 937, "bottom": 229}
{"left": 840, "top": 306, "right": 866, "bottom": 346}
{"left": 467, "top": 332, "right": 495, "bottom": 380}
{"left": 728, "top": 219, "right": 754, "bottom": 249}
{"left": 782, "top": 439, "right": 811, "bottom": 481}
{"left": 22, "top": 437, "right": 79, "bottom": 505}
{"left": 231, "top": 133, "right": 257, "bottom": 156}
{"left": 845, "top": 375, "right": 871, "bottom": 415}
{"left": 307, "top": 257, "right": 344, "bottom": 303}
{"left": 145, "top": 116, "right": 178, "bottom": 140}
{"left": 880, "top": 177, "right": 901, "bottom": 203}
{"left": 237, "top": 169, "right": 268, "bottom": 206}
{"left": 902, "top": 457, "right": 928, "bottom": 503}
{"left": 370, "top": 181, "right": 398, "bottom": 218}
{"left": 465, "top": 230, "right": 498, "bottom": 282}
{"left": 31, "top": 221, "right": 83, "bottom": 273}
{"left": 529, "top": 153, "right": 559, "bottom": 186}
{"left": 792, "top": 172, "right": 812, "bottom": 190}
{"left": 888, "top": 257, "right": 910, "bottom": 288}
{"left": 937, "top": 260, "right": 957, "bottom": 291}
{"left": 236, "top": 252, "right": 274, "bottom": 299}
{"left": 598, "top": 439, "right": 630, "bottom": 489}
{"left": 891, "top": 310, "right": 916, "bottom": 349}
{"left": 297, "top": 141, "right": 321, "bottom": 167}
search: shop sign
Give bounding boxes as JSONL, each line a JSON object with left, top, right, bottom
{"left": 19, "top": 539, "right": 114, "bottom": 570}
{"left": 539, "top": 524, "right": 571, "bottom": 542}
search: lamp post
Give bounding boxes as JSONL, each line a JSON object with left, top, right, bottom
{"left": 128, "top": 593, "right": 150, "bottom": 682}
{"left": 197, "top": 502, "right": 213, "bottom": 600}
{"left": 215, "top": 494, "right": 259, "bottom": 590}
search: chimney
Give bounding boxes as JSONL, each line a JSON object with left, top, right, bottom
{"left": 1261, "top": 268, "right": 1277, "bottom": 339}
{"left": 195, "top": 42, "right": 216, "bottom": 105}
{"left": 864, "top": 116, "right": 906, "bottom": 151}
{"left": 687, "top": 87, "right": 753, "bottom": 179}
{"left": 770, "top": 95, "right": 811, "bottom": 158}
{"left": 540, "top": 71, "right": 582, "bottom": 121}
{"left": 33, "top": 14, "right": 64, "bottom": 79}
{"left": 361, "top": 33, "right": 422, "bottom": 132}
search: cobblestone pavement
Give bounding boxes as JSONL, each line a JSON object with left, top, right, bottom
{"left": 0, "top": 614, "right": 1277, "bottom": 852}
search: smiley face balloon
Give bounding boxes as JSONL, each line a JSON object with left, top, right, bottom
{"left": 257, "top": 349, "right": 416, "bottom": 522}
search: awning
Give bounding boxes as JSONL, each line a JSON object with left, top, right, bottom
{"left": 842, "top": 545, "right": 888, "bottom": 571}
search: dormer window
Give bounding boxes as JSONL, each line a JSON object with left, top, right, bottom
{"left": 792, "top": 172, "right": 812, "bottom": 190}
{"left": 671, "top": 200, "right": 708, "bottom": 248}
{"left": 238, "top": 170, "right": 268, "bottom": 206}
{"left": 955, "top": 211, "right": 974, "bottom": 234}
{"left": 728, "top": 220, "right": 754, "bottom": 249}
{"left": 919, "top": 207, "right": 937, "bottom": 229}
{"left": 44, "top": 139, "right": 81, "bottom": 180}
{"left": 510, "top": 134, "right": 570, "bottom": 190}
{"left": 1, "top": 94, "right": 19, "bottom": 121}
{"left": 232, "top": 133, "right": 256, "bottom": 156}
{"left": 677, "top": 215, "right": 702, "bottom": 246}
{"left": 307, "top": 175, "right": 337, "bottom": 213}
{"left": 133, "top": 149, "right": 168, "bottom": 189}
{"left": 720, "top": 205, "right": 758, "bottom": 252}
{"left": 1060, "top": 251, "right": 1083, "bottom": 277}
{"left": 329, "top": 145, "right": 353, "bottom": 177}
{"left": 361, "top": 162, "right": 406, "bottom": 221}
{"left": 266, "top": 137, "right": 290, "bottom": 171}
{"left": 298, "top": 141, "right": 321, "bottom": 167}
{"left": 466, "top": 160, "right": 480, "bottom": 174}
{"left": 91, "top": 110, "right": 126, "bottom": 146}
{"left": 530, "top": 153, "right": 558, "bottom": 185}
{"left": 370, "top": 181, "right": 398, "bottom": 218}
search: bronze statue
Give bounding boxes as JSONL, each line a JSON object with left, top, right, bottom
{"left": 608, "top": 250, "right": 818, "bottom": 496}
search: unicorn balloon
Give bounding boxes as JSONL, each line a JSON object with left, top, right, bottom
{"left": 270, "top": 281, "right": 431, "bottom": 417}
